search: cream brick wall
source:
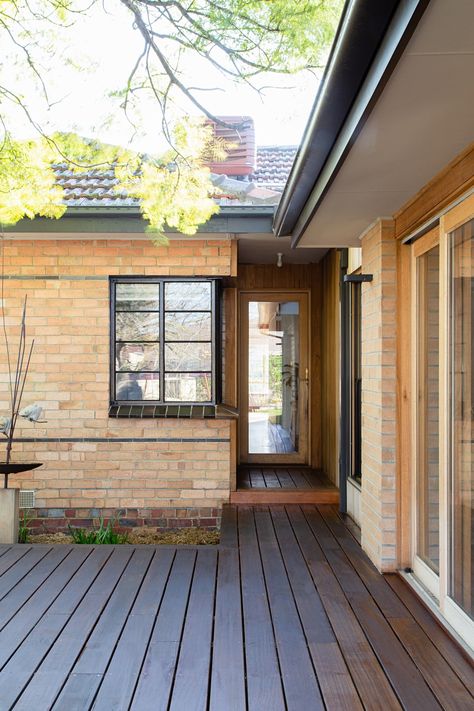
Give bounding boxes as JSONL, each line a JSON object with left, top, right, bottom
{"left": 360, "top": 220, "right": 398, "bottom": 571}
{"left": 0, "top": 237, "right": 234, "bottom": 524}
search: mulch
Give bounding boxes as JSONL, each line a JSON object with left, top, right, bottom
{"left": 28, "top": 527, "right": 220, "bottom": 545}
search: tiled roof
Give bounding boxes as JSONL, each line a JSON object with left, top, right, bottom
{"left": 251, "top": 146, "right": 297, "bottom": 192}
{"left": 54, "top": 145, "right": 297, "bottom": 208}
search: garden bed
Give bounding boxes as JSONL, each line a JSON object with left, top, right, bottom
{"left": 27, "top": 527, "right": 220, "bottom": 545}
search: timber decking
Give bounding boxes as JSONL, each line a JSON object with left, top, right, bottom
{"left": 232, "top": 466, "right": 339, "bottom": 504}
{"left": 0, "top": 506, "right": 471, "bottom": 710}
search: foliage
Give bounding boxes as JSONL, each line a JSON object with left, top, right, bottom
{"left": 0, "top": 0, "right": 343, "bottom": 234}
{"left": 68, "top": 517, "right": 129, "bottom": 544}
{"left": 269, "top": 353, "right": 283, "bottom": 399}
{"left": 18, "top": 508, "right": 33, "bottom": 543}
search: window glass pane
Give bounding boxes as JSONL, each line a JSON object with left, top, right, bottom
{"left": 116, "top": 313, "right": 159, "bottom": 341}
{"left": 116, "top": 283, "right": 159, "bottom": 311}
{"left": 112, "top": 279, "right": 216, "bottom": 405}
{"left": 450, "top": 217, "right": 474, "bottom": 618}
{"left": 165, "top": 342, "right": 212, "bottom": 372}
{"left": 165, "top": 312, "right": 211, "bottom": 341}
{"left": 165, "top": 282, "right": 211, "bottom": 311}
{"left": 416, "top": 245, "right": 440, "bottom": 574}
{"left": 116, "top": 343, "right": 160, "bottom": 372}
{"left": 165, "top": 373, "right": 212, "bottom": 402}
{"left": 116, "top": 373, "right": 160, "bottom": 400}
{"left": 247, "top": 301, "right": 299, "bottom": 454}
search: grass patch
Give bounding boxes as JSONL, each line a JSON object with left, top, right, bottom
{"left": 18, "top": 509, "right": 33, "bottom": 544}
{"left": 68, "top": 517, "right": 128, "bottom": 545}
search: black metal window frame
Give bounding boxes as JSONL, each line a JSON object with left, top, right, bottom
{"left": 110, "top": 276, "right": 220, "bottom": 406}
{"left": 349, "top": 281, "right": 362, "bottom": 483}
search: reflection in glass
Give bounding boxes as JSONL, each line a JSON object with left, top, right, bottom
{"left": 165, "top": 373, "right": 212, "bottom": 402}
{"left": 165, "top": 342, "right": 212, "bottom": 372}
{"left": 450, "top": 218, "right": 474, "bottom": 619}
{"left": 116, "top": 283, "right": 159, "bottom": 311}
{"left": 248, "top": 301, "right": 299, "bottom": 454}
{"left": 165, "top": 312, "right": 211, "bottom": 341}
{"left": 416, "top": 245, "right": 440, "bottom": 573}
{"left": 116, "top": 313, "right": 159, "bottom": 342}
{"left": 116, "top": 373, "right": 160, "bottom": 400}
{"left": 115, "top": 343, "right": 160, "bottom": 372}
{"left": 165, "top": 282, "right": 211, "bottom": 311}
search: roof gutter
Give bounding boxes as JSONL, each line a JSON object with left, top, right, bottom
{"left": 273, "top": 0, "right": 430, "bottom": 246}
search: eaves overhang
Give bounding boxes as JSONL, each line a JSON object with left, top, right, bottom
{"left": 273, "top": 0, "right": 429, "bottom": 246}
{"left": 3, "top": 204, "right": 276, "bottom": 235}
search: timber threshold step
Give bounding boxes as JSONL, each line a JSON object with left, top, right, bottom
{"left": 230, "top": 489, "right": 339, "bottom": 505}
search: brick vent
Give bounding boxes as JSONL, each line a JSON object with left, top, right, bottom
{"left": 25, "top": 507, "right": 221, "bottom": 534}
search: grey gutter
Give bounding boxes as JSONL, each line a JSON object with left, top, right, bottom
{"left": 4, "top": 205, "right": 276, "bottom": 235}
{"left": 273, "top": 0, "right": 430, "bottom": 245}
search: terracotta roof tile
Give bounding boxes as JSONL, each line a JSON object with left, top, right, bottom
{"left": 54, "top": 146, "right": 297, "bottom": 208}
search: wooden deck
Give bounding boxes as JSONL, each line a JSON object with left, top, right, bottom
{"left": 232, "top": 466, "right": 339, "bottom": 504}
{"left": 0, "top": 505, "right": 472, "bottom": 710}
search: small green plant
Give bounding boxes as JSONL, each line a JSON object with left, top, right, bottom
{"left": 18, "top": 508, "right": 33, "bottom": 543}
{"left": 68, "top": 517, "right": 128, "bottom": 545}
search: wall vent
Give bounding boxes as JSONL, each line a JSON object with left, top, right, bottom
{"left": 19, "top": 490, "right": 35, "bottom": 509}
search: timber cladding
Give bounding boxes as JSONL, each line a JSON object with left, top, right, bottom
{"left": 394, "top": 142, "right": 474, "bottom": 241}
{"left": 320, "top": 251, "right": 340, "bottom": 486}
{"left": 0, "top": 237, "right": 234, "bottom": 523}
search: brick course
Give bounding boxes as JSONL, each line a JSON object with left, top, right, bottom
{"left": 0, "top": 237, "right": 235, "bottom": 528}
{"left": 24, "top": 507, "right": 221, "bottom": 533}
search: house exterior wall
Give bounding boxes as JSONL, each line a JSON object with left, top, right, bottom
{"left": 356, "top": 145, "right": 474, "bottom": 586}
{"left": 359, "top": 220, "right": 398, "bottom": 570}
{"left": 0, "top": 237, "right": 236, "bottom": 531}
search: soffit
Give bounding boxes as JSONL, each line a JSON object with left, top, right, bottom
{"left": 297, "top": 0, "right": 474, "bottom": 248}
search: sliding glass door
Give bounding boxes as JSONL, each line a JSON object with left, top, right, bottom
{"left": 449, "top": 212, "right": 473, "bottom": 624}
{"left": 413, "top": 231, "right": 441, "bottom": 595}
{"left": 412, "top": 194, "right": 474, "bottom": 647}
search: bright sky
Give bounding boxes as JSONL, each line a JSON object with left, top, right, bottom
{"left": 10, "top": 1, "right": 323, "bottom": 153}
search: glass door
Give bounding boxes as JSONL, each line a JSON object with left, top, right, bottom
{"left": 411, "top": 195, "right": 474, "bottom": 648}
{"left": 413, "top": 230, "right": 441, "bottom": 596}
{"left": 240, "top": 292, "right": 309, "bottom": 464}
{"left": 445, "top": 209, "right": 474, "bottom": 637}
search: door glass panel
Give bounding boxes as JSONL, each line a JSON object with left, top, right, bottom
{"left": 449, "top": 218, "right": 474, "bottom": 618}
{"left": 248, "top": 301, "right": 299, "bottom": 454}
{"left": 416, "top": 245, "right": 440, "bottom": 573}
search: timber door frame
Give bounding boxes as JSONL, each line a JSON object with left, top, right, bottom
{"left": 239, "top": 290, "right": 310, "bottom": 465}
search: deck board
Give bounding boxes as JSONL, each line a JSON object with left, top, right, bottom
{"left": 233, "top": 466, "right": 339, "bottom": 504}
{"left": 0, "top": 509, "right": 471, "bottom": 710}
{"left": 238, "top": 507, "right": 285, "bottom": 711}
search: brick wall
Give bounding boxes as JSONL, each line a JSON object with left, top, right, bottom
{"left": 360, "top": 220, "right": 398, "bottom": 571}
{"left": 0, "top": 237, "right": 235, "bottom": 531}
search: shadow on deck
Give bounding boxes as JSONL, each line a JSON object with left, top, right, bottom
{"left": 0, "top": 505, "right": 471, "bottom": 709}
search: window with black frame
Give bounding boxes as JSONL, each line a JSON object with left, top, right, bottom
{"left": 111, "top": 278, "right": 217, "bottom": 404}
{"left": 350, "top": 282, "right": 362, "bottom": 483}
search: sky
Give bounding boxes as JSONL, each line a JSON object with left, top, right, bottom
{"left": 6, "top": 1, "right": 324, "bottom": 153}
